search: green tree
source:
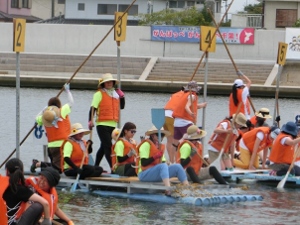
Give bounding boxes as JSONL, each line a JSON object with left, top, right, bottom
{"left": 293, "top": 19, "right": 300, "bottom": 27}
{"left": 244, "top": 3, "right": 263, "bottom": 14}
{"left": 138, "top": 6, "right": 211, "bottom": 26}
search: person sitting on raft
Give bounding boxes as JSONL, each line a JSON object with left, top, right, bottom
{"left": 269, "top": 121, "right": 300, "bottom": 176}
{"left": 137, "top": 126, "right": 189, "bottom": 195}
{"left": 62, "top": 123, "right": 103, "bottom": 179}
{"left": 111, "top": 122, "right": 138, "bottom": 176}
{"left": 233, "top": 125, "right": 280, "bottom": 170}
{"left": 1, "top": 158, "right": 51, "bottom": 225}
{"left": 249, "top": 107, "right": 273, "bottom": 128}
{"left": 26, "top": 167, "right": 74, "bottom": 225}
{"left": 178, "top": 125, "right": 227, "bottom": 184}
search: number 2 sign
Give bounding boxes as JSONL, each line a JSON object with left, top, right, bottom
{"left": 13, "top": 18, "right": 26, "bottom": 52}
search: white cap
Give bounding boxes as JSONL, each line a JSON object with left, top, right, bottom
{"left": 234, "top": 79, "right": 244, "bottom": 87}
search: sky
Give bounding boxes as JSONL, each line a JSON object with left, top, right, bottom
{"left": 227, "top": 0, "right": 260, "bottom": 13}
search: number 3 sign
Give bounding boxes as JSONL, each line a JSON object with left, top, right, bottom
{"left": 114, "top": 12, "right": 128, "bottom": 42}
{"left": 13, "top": 18, "right": 26, "bottom": 52}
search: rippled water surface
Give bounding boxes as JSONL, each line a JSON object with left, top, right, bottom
{"left": 1, "top": 87, "right": 300, "bottom": 224}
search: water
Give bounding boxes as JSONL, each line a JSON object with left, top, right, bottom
{"left": 1, "top": 86, "right": 300, "bottom": 224}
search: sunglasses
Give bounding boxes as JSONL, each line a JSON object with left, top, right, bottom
{"left": 130, "top": 130, "right": 137, "bottom": 134}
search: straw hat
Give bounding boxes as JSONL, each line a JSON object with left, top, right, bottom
{"left": 255, "top": 108, "right": 272, "bottom": 119}
{"left": 185, "top": 125, "right": 207, "bottom": 140}
{"left": 111, "top": 127, "right": 122, "bottom": 141}
{"left": 69, "top": 123, "right": 90, "bottom": 137}
{"left": 232, "top": 113, "right": 247, "bottom": 127}
{"left": 42, "top": 106, "right": 61, "bottom": 127}
{"left": 98, "top": 73, "right": 118, "bottom": 86}
{"left": 183, "top": 81, "right": 202, "bottom": 93}
{"left": 281, "top": 121, "right": 298, "bottom": 137}
{"left": 145, "top": 126, "right": 170, "bottom": 137}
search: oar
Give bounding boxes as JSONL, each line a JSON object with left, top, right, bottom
{"left": 0, "top": 1, "right": 137, "bottom": 169}
{"left": 208, "top": 8, "right": 256, "bottom": 114}
{"left": 277, "top": 146, "right": 300, "bottom": 189}
{"left": 151, "top": 108, "right": 165, "bottom": 149}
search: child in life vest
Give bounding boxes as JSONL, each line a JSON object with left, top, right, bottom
{"left": 178, "top": 125, "right": 228, "bottom": 184}
{"left": 111, "top": 122, "right": 138, "bottom": 176}
{"left": 26, "top": 167, "right": 74, "bottom": 225}
{"left": 1, "top": 158, "right": 51, "bottom": 225}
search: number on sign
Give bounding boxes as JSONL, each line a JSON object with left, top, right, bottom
{"left": 13, "top": 18, "right": 26, "bottom": 52}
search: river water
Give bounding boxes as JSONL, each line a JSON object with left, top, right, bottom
{"left": 1, "top": 87, "right": 300, "bottom": 224}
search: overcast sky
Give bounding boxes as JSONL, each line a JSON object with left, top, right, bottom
{"left": 228, "top": 0, "right": 260, "bottom": 13}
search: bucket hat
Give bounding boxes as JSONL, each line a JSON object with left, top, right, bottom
{"left": 183, "top": 81, "right": 202, "bottom": 93}
{"left": 185, "top": 125, "right": 207, "bottom": 140}
{"left": 69, "top": 123, "right": 90, "bottom": 137}
{"left": 40, "top": 167, "right": 60, "bottom": 187}
{"left": 98, "top": 73, "right": 118, "bottom": 86}
{"left": 255, "top": 108, "right": 272, "bottom": 119}
{"left": 145, "top": 126, "right": 170, "bottom": 137}
{"left": 111, "top": 127, "right": 122, "bottom": 141}
{"left": 281, "top": 121, "right": 298, "bottom": 137}
{"left": 233, "top": 113, "right": 247, "bottom": 127}
{"left": 42, "top": 106, "right": 61, "bottom": 128}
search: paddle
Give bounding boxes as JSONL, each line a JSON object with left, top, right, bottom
{"left": 151, "top": 108, "right": 165, "bottom": 148}
{"left": 0, "top": 1, "right": 137, "bottom": 169}
{"left": 277, "top": 146, "right": 300, "bottom": 189}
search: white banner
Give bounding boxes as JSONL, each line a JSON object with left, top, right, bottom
{"left": 285, "top": 28, "right": 300, "bottom": 59}
{"left": 32, "top": 124, "right": 47, "bottom": 145}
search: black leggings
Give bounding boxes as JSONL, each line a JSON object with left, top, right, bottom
{"left": 95, "top": 125, "right": 115, "bottom": 167}
{"left": 186, "top": 166, "right": 227, "bottom": 185}
{"left": 16, "top": 202, "right": 43, "bottom": 225}
{"left": 65, "top": 164, "right": 103, "bottom": 179}
{"left": 276, "top": 164, "right": 300, "bottom": 176}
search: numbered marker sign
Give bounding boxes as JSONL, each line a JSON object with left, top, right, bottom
{"left": 277, "top": 42, "right": 288, "bottom": 66}
{"left": 13, "top": 18, "right": 26, "bottom": 52}
{"left": 114, "top": 12, "right": 128, "bottom": 42}
{"left": 200, "top": 26, "right": 216, "bottom": 52}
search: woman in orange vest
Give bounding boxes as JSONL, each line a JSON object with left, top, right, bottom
{"left": 208, "top": 113, "right": 248, "bottom": 170}
{"left": 32, "top": 83, "right": 74, "bottom": 173}
{"left": 163, "top": 88, "right": 184, "bottom": 164}
{"left": 62, "top": 123, "right": 103, "bottom": 179}
{"left": 233, "top": 126, "right": 280, "bottom": 170}
{"left": 269, "top": 122, "right": 300, "bottom": 176}
{"left": 26, "top": 167, "right": 74, "bottom": 225}
{"left": 137, "top": 126, "right": 189, "bottom": 196}
{"left": 1, "top": 158, "right": 51, "bottom": 225}
{"left": 88, "top": 73, "right": 125, "bottom": 169}
{"left": 178, "top": 125, "right": 227, "bottom": 184}
{"left": 172, "top": 81, "right": 207, "bottom": 146}
{"left": 111, "top": 122, "right": 138, "bottom": 176}
{"left": 249, "top": 107, "right": 274, "bottom": 128}
{"left": 229, "top": 72, "right": 251, "bottom": 119}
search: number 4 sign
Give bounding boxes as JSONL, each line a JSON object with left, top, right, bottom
{"left": 277, "top": 42, "right": 288, "bottom": 66}
{"left": 200, "top": 26, "right": 216, "bottom": 52}
{"left": 13, "top": 18, "right": 26, "bottom": 52}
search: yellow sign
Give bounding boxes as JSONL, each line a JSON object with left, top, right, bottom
{"left": 114, "top": 12, "right": 128, "bottom": 42}
{"left": 277, "top": 42, "right": 288, "bottom": 66}
{"left": 200, "top": 26, "right": 216, "bottom": 52}
{"left": 13, "top": 18, "right": 26, "bottom": 52}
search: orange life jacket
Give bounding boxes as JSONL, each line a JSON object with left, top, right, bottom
{"left": 0, "top": 176, "right": 27, "bottom": 224}
{"left": 96, "top": 89, "right": 119, "bottom": 122}
{"left": 45, "top": 112, "right": 71, "bottom": 142}
{"left": 111, "top": 138, "right": 137, "bottom": 171}
{"left": 172, "top": 92, "right": 198, "bottom": 121}
{"left": 61, "top": 139, "right": 88, "bottom": 170}
{"left": 242, "top": 127, "right": 271, "bottom": 153}
{"left": 209, "top": 120, "right": 237, "bottom": 153}
{"left": 229, "top": 88, "right": 250, "bottom": 117}
{"left": 25, "top": 177, "right": 58, "bottom": 219}
{"left": 137, "top": 140, "right": 165, "bottom": 173}
{"left": 177, "top": 140, "right": 203, "bottom": 175}
{"left": 164, "top": 91, "right": 184, "bottom": 111}
{"left": 269, "top": 133, "right": 294, "bottom": 164}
